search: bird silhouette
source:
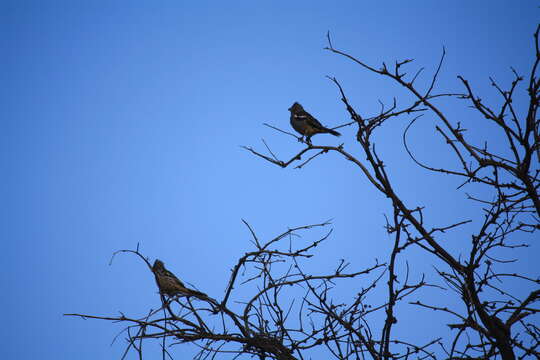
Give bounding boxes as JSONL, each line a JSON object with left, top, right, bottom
{"left": 152, "top": 259, "right": 207, "bottom": 298}
{"left": 289, "top": 102, "right": 341, "bottom": 144}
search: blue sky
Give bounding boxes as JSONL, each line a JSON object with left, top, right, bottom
{"left": 2, "top": 2, "right": 539, "bottom": 359}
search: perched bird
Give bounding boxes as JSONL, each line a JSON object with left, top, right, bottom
{"left": 288, "top": 102, "right": 341, "bottom": 143}
{"left": 152, "top": 259, "right": 207, "bottom": 298}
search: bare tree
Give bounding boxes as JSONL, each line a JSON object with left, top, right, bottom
{"left": 67, "top": 224, "right": 387, "bottom": 360}
{"left": 67, "top": 25, "right": 540, "bottom": 360}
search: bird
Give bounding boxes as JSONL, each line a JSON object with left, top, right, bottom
{"left": 288, "top": 102, "right": 341, "bottom": 144}
{"left": 152, "top": 259, "right": 207, "bottom": 299}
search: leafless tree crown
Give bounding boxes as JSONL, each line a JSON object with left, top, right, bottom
{"left": 68, "top": 25, "right": 540, "bottom": 360}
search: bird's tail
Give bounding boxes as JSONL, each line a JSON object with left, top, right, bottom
{"left": 326, "top": 128, "right": 341, "bottom": 137}
{"left": 188, "top": 288, "right": 208, "bottom": 299}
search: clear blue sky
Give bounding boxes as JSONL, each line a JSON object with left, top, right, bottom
{"left": 2, "top": 2, "right": 538, "bottom": 359}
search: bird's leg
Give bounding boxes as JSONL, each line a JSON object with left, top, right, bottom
{"left": 306, "top": 136, "right": 313, "bottom": 146}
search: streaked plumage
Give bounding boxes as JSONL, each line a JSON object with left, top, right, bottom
{"left": 288, "top": 102, "right": 341, "bottom": 143}
{"left": 152, "top": 259, "right": 206, "bottom": 298}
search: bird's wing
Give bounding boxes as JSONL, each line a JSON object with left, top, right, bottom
{"left": 298, "top": 110, "right": 326, "bottom": 130}
{"left": 163, "top": 269, "right": 186, "bottom": 288}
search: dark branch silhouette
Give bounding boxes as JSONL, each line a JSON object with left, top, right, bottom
{"left": 67, "top": 25, "right": 539, "bottom": 360}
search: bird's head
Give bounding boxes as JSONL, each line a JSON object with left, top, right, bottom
{"left": 288, "top": 102, "right": 303, "bottom": 112}
{"left": 153, "top": 259, "right": 165, "bottom": 273}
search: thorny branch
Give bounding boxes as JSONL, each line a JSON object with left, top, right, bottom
{"left": 70, "top": 25, "right": 540, "bottom": 360}
{"left": 241, "top": 26, "right": 540, "bottom": 360}
{"left": 66, "top": 222, "right": 387, "bottom": 360}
